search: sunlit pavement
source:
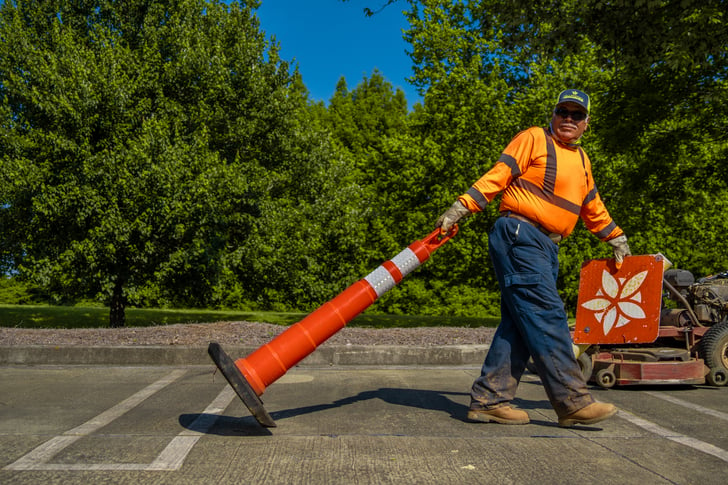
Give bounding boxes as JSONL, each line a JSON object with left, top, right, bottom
{"left": 1, "top": 364, "right": 727, "bottom": 484}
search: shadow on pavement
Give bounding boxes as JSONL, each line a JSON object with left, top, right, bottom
{"left": 180, "top": 386, "right": 605, "bottom": 433}
{"left": 270, "top": 387, "right": 471, "bottom": 423}
{"left": 179, "top": 413, "right": 273, "bottom": 436}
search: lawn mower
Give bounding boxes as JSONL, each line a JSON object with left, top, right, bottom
{"left": 572, "top": 254, "right": 728, "bottom": 388}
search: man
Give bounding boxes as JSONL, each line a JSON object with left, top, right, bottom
{"left": 436, "top": 89, "right": 631, "bottom": 427}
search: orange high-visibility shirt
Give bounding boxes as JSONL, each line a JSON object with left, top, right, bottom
{"left": 458, "top": 127, "right": 623, "bottom": 241}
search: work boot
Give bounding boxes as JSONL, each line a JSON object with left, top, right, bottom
{"left": 558, "top": 402, "right": 617, "bottom": 428}
{"left": 467, "top": 406, "right": 530, "bottom": 425}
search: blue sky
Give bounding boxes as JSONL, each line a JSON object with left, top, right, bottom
{"left": 255, "top": 1, "right": 422, "bottom": 107}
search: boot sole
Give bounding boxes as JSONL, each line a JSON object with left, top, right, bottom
{"left": 467, "top": 410, "right": 530, "bottom": 425}
{"left": 558, "top": 407, "right": 618, "bottom": 427}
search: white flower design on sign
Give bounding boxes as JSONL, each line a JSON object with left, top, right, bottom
{"left": 581, "top": 270, "right": 648, "bottom": 335}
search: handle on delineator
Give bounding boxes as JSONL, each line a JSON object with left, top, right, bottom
{"left": 208, "top": 226, "right": 457, "bottom": 427}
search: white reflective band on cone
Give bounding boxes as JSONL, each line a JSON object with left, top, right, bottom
{"left": 364, "top": 266, "right": 396, "bottom": 297}
{"left": 390, "top": 248, "right": 421, "bottom": 279}
{"left": 364, "top": 248, "right": 423, "bottom": 298}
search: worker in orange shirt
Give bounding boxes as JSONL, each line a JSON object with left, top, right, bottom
{"left": 436, "top": 89, "right": 630, "bottom": 427}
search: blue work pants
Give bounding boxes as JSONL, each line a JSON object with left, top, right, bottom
{"left": 470, "top": 217, "right": 593, "bottom": 417}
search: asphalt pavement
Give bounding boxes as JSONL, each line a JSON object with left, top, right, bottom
{"left": 1, "top": 344, "right": 728, "bottom": 484}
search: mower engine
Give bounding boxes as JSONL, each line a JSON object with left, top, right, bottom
{"left": 663, "top": 269, "right": 728, "bottom": 325}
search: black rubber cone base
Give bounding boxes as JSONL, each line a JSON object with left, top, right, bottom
{"left": 208, "top": 342, "right": 277, "bottom": 427}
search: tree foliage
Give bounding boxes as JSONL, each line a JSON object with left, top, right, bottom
{"left": 2, "top": 0, "right": 727, "bottom": 325}
{"left": 475, "top": 0, "right": 728, "bottom": 278}
{"left": 361, "top": 0, "right": 728, "bottom": 311}
{"left": 0, "top": 0, "right": 359, "bottom": 325}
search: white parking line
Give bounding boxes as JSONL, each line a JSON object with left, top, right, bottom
{"left": 644, "top": 391, "right": 728, "bottom": 421}
{"left": 10, "top": 386, "right": 238, "bottom": 472}
{"left": 147, "top": 386, "right": 236, "bottom": 471}
{"left": 4, "top": 369, "right": 188, "bottom": 471}
{"left": 617, "top": 410, "right": 728, "bottom": 464}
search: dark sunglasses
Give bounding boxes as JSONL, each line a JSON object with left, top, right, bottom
{"left": 554, "top": 107, "right": 588, "bottom": 121}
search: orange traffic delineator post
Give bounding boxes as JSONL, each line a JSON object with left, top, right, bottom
{"left": 208, "top": 227, "right": 457, "bottom": 427}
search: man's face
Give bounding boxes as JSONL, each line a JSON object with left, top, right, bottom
{"left": 551, "top": 102, "right": 589, "bottom": 143}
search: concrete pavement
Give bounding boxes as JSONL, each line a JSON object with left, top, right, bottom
{"left": 2, "top": 343, "right": 728, "bottom": 484}
{"left": 2, "top": 364, "right": 728, "bottom": 484}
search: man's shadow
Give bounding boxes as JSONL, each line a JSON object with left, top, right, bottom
{"left": 272, "top": 387, "right": 470, "bottom": 422}
{"left": 180, "top": 387, "right": 556, "bottom": 435}
{"left": 180, "top": 387, "right": 468, "bottom": 436}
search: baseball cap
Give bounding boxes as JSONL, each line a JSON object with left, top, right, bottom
{"left": 556, "top": 89, "right": 590, "bottom": 113}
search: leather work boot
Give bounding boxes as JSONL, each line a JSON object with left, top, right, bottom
{"left": 558, "top": 402, "right": 617, "bottom": 427}
{"left": 467, "top": 406, "right": 530, "bottom": 425}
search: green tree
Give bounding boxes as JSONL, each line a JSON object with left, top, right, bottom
{"left": 325, "top": 70, "right": 409, "bottom": 259}
{"left": 222, "top": 83, "right": 372, "bottom": 312}
{"left": 0, "top": 0, "right": 314, "bottom": 325}
{"left": 470, "top": 0, "right": 728, "bottom": 277}
{"left": 375, "top": 0, "right": 728, "bottom": 312}
{"left": 396, "top": 1, "right": 605, "bottom": 313}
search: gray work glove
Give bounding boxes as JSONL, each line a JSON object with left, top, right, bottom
{"left": 607, "top": 234, "right": 631, "bottom": 269}
{"left": 436, "top": 200, "right": 470, "bottom": 234}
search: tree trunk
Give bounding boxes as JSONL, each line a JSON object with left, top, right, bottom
{"left": 109, "top": 280, "right": 126, "bottom": 328}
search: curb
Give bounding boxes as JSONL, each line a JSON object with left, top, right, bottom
{"left": 0, "top": 344, "right": 490, "bottom": 367}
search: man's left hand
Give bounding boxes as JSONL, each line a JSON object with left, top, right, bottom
{"left": 607, "top": 235, "right": 631, "bottom": 269}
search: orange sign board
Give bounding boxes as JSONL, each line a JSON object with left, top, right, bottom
{"left": 574, "top": 255, "right": 668, "bottom": 345}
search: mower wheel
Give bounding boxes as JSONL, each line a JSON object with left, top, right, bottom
{"left": 595, "top": 368, "right": 616, "bottom": 389}
{"left": 578, "top": 352, "right": 594, "bottom": 382}
{"left": 708, "top": 368, "right": 728, "bottom": 387}
{"left": 699, "top": 321, "right": 728, "bottom": 387}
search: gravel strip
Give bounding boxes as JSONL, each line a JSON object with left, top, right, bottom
{"left": 0, "top": 321, "right": 496, "bottom": 347}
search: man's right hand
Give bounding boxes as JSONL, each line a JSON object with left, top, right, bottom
{"left": 436, "top": 200, "right": 471, "bottom": 234}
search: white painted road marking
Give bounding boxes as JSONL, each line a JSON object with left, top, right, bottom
{"left": 5, "top": 369, "right": 190, "bottom": 471}
{"left": 644, "top": 391, "right": 728, "bottom": 421}
{"left": 617, "top": 410, "right": 728, "bottom": 464}
{"left": 7, "top": 385, "right": 238, "bottom": 472}
{"left": 147, "top": 386, "right": 236, "bottom": 471}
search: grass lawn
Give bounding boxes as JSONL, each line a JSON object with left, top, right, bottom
{"left": 0, "top": 304, "right": 500, "bottom": 329}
